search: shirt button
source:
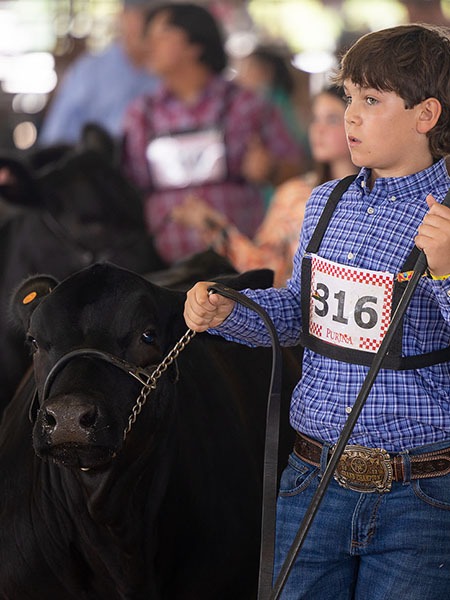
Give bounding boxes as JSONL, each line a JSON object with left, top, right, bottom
{"left": 390, "top": 195, "right": 396, "bottom": 202}
{"left": 345, "top": 406, "right": 352, "bottom": 414}
{"left": 347, "top": 252, "right": 354, "bottom": 260}
{"left": 447, "top": 290, "right": 450, "bottom": 297}
{"left": 367, "top": 206, "right": 375, "bottom": 214}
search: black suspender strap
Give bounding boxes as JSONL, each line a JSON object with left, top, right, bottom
{"left": 301, "top": 176, "right": 450, "bottom": 370}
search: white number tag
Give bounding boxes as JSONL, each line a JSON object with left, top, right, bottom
{"left": 309, "top": 254, "right": 394, "bottom": 353}
{"left": 146, "top": 127, "right": 226, "bottom": 189}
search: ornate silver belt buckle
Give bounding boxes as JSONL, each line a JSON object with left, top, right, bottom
{"left": 333, "top": 445, "right": 393, "bottom": 493}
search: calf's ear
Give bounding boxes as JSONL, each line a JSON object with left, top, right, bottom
{"left": 11, "top": 275, "right": 59, "bottom": 330}
{"left": 80, "top": 122, "right": 116, "bottom": 164}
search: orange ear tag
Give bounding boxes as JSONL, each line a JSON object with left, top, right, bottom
{"left": 22, "top": 291, "right": 37, "bottom": 305}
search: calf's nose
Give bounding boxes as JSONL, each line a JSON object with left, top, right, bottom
{"left": 42, "top": 398, "right": 99, "bottom": 444}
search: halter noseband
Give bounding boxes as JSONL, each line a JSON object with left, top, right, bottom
{"left": 30, "top": 328, "right": 196, "bottom": 440}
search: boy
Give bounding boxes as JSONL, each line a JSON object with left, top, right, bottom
{"left": 184, "top": 24, "right": 450, "bottom": 600}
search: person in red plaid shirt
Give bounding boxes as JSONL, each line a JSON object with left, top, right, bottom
{"left": 121, "top": 2, "right": 305, "bottom": 265}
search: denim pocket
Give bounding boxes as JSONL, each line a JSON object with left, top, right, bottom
{"left": 278, "top": 451, "right": 319, "bottom": 497}
{"left": 412, "top": 471, "right": 450, "bottom": 510}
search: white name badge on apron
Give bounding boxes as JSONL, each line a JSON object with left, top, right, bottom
{"left": 146, "top": 127, "right": 226, "bottom": 190}
{"left": 309, "top": 254, "right": 394, "bottom": 353}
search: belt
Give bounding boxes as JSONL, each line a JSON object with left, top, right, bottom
{"left": 294, "top": 432, "right": 450, "bottom": 493}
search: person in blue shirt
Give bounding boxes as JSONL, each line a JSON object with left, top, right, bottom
{"left": 39, "top": 0, "right": 159, "bottom": 145}
{"left": 184, "top": 23, "right": 450, "bottom": 600}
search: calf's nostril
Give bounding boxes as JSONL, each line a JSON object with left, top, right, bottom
{"left": 79, "top": 406, "right": 98, "bottom": 429}
{"left": 43, "top": 410, "right": 57, "bottom": 428}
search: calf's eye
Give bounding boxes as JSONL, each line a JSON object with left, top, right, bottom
{"left": 26, "top": 335, "right": 39, "bottom": 353}
{"left": 141, "top": 330, "right": 155, "bottom": 345}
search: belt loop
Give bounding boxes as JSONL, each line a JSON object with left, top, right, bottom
{"left": 320, "top": 441, "right": 333, "bottom": 475}
{"left": 400, "top": 451, "right": 411, "bottom": 484}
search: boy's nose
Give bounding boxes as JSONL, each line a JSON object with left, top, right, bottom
{"left": 345, "top": 106, "right": 358, "bottom": 124}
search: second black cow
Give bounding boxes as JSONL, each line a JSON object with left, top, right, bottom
{"left": 0, "top": 125, "right": 165, "bottom": 414}
{"left": 0, "top": 263, "right": 299, "bottom": 599}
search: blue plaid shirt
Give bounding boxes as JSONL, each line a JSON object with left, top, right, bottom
{"left": 212, "top": 159, "right": 450, "bottom": 452}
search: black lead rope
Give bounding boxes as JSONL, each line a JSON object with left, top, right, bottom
{"left": 207, "top": 282, "right": 283, "bottom": 600}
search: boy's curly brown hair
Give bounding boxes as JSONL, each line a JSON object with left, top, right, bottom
{"left": 333, "top": 24, "right": 450, "bottom": 160}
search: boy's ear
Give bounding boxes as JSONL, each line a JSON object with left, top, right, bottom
{"left": 417, "top": 97, "right": 442, "bottom": 134}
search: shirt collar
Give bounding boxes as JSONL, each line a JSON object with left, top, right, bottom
{"left": 354, "top": 160, "right": 450, "bottom": 200}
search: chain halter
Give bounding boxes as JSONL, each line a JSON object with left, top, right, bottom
{"left": 36, "top": 328, "right": 197, "bottom": 440}
{"left": 123, "top": 328, "right": 196, "bottom": 440}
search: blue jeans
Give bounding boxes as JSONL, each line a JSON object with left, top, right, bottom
{"left": 274, "top": 440, "right": 450, "bottom": 600}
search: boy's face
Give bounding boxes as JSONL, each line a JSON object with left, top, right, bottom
{"left": 343, "top": 79, "right": 433, "bottom": 178}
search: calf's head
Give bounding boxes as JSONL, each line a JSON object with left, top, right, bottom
{"left": 12, "top": 263, "right": 185, "bottom": 471}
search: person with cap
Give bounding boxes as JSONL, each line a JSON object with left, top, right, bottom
{"left": 38, "top": 0, "right": 159, "bottom": 145}
{"left": 121, "top": 1, "right": 304, "bottom": 265}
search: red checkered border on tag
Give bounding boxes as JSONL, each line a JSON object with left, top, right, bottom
{"left": 314, "top": 257, "right": 393, "bottom": 288}
{"left": 310, "top": 256, "right": 393, "bottom": 352}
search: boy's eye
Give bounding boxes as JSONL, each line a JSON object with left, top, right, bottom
{"left": 366, "top": 96, "right": 378, "bottom": 106}
{"left": 343, "top": 95, "right": 351, "bottom": 105}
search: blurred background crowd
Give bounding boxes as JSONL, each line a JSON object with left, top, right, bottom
{"left": 1, "top": 0, "right": 449, "bottom": 152}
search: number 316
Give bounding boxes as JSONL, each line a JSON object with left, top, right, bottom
{"left": 313, "top": 283, "right": 378, "bottom": 329}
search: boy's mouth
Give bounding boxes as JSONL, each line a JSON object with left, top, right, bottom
{"left": 348, "top": 135, "right": 361, "bottom": 146}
